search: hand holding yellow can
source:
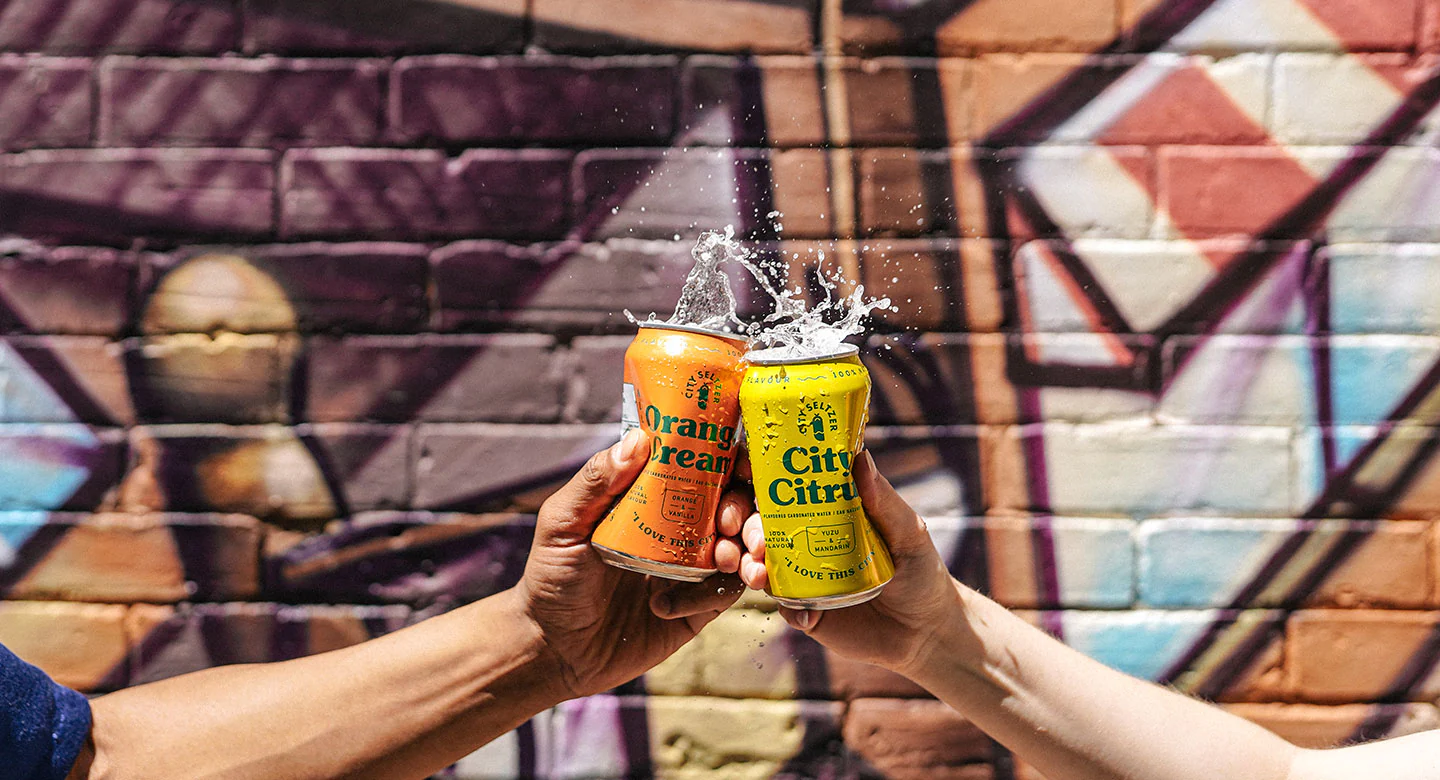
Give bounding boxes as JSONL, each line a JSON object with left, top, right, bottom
{"left": 739, "top": 344, "right": 895, "bottom": 609}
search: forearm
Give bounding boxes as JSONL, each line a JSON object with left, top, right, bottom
{"left": 909, "top": 581, "right": 1296, "bottom": 780}
{"left": 76, "top": 588, "right": 568, "bottom": 780}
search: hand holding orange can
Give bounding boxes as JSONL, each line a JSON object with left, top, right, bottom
{"left": 591, "top": 323, "right": 747, "bottom": 582}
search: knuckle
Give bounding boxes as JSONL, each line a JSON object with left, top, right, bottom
{"left": 579, "top": 451, "right": 611, "bottom": 489}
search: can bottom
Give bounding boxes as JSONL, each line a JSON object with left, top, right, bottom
{"left": 592, "top": 543, "right": 717, "bottom": 583}
{"left": 772, "top": 582, "right": 888, "bottom": 611}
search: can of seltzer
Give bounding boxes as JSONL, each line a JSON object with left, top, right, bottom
{"left": 591, "top": 323, "right": 747, "bottom": 582}
{"left": 739, "top": 344, "right": 895, "bottom": 609}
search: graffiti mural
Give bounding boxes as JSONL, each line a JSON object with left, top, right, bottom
{"left": 2, "top": 0, "right": 1440, "bottom": 777}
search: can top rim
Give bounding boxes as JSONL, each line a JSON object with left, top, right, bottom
{"left": 636, "top": 321, "right": 749, "bottom": 343}
{"left": 745, "top": 343, "right": 861, "bottom": 365}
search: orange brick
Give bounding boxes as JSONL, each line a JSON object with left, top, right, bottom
{"left": 0, "top": 601, "right": 127, "bottom": 691}
{"left": 125, "top": 603, "right": 175, "bottom": 650}
{"left": 1225, "top": 703, "right": 1440, "bottom": 748}
{"left": 130, "top": 333, "right": 294, "bottom": 424}
{"left": 1288, "top": 610, "right": 1440, "bottom": 703}
{"left": 939, "top": 59, "right": 971, "bottom": 142}
{"left": 948, "top": 146, "right": 990, "bottom": 240}
{"left": 1212, "top": 615, "right": 1290, "bottom": 704}
{"left": 844, "top": 698, "right": 993, "bottom": 779}
{"left": 769, "top": 149, "right": 836, "bottom": 238}
{"left": 757, "top": 56, "right": 826, "bottom": 146}
{"left": 1304, "top": 521, "right": 1430, "bottom": 609}
{"left": 835, "top": 9, "right": 906, "bottom": 56}
{"left": 8, "top": 514, "right": 184, "bottom": 602}
{"left": 532, "top": 0, "right": 814, "bottom": 54}
{"left": 981, "top": 513, "right": 1045, "bottom": 607}
{"left": 970, "top": 54, "right": 1105, "bottom": 141}
{"left": 20, "top": 515, "right": 260, "bottom": 603}
{"left": 860, "top": 239, "right": 969, "bottom": 331}
{"left": 966, "top": 333, "right": 1019, "bottom": 425}
{"left": 986, "top": 424, "right": 1030, "bottom": 512}
{"left": 937, "top": 0, "right": 1118, "bottom": 54}
{"left": 846, "top": 58, "right": 921, "bottom": 145}
{"left": 1112, "top": 609, "right": 1289, "bottom": 704}
{"left": 122, "top": 425, "right": 341, "bottom": 521}
{"left": 960, "top": 237, "right": 1007, "bottom": 330}
{"left": 858, "top": 148, "right": 923, "bottom": 234}
{"left": 843, "top": 58, "right": 962, "bottom": 146}
{"left": 1431, "top": 522, "right": 1440, "bottom": 607}
{"left": 857, "top": 148, "right": 956, "bottom": 236}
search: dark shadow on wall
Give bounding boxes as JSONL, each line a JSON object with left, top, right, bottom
{"left": 0, "top": 0, "right": 239, "bottom": 54}
{"left": 840, "top": 0, "right": 979, "bottom": 49}
{"left": 244, "top": 0, "right": 525, "bottom": 53}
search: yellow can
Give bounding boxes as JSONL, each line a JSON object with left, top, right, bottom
{"left": 739, "top": 344, "right": 894, "bottom": 609}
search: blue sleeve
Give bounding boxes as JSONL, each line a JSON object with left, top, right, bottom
{"left": 0, "top": 643, "right": 92, "bottom": 780}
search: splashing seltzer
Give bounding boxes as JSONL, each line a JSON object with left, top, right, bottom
{"left": 740, "top": 343, "right": 895, "bottom": 609}
{"left": 591, "top": 323, "right": 746, "bottom": 581}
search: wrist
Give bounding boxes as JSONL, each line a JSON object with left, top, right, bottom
{"left": 896, "top": 578, "right": 970, "bottom": 683}
{"left": 482, "top": 588, "right": 573, "bottom": 709}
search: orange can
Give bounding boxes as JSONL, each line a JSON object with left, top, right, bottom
{"left": 591, "top": 323, "right": 746, "bottom": 581}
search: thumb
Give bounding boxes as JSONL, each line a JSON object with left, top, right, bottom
{"left": 854, "top": 449, "right": 933, "bottom": 559}
{"left": 538, "top": 429, "right": 648, "bottom": 543}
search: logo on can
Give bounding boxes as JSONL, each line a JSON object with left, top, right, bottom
{"left": 739, "top": 345, "right": 894, "bottom": 609}
{"left": 591, "top": 323, "right": 746, "bottom": 582}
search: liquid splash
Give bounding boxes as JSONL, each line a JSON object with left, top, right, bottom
{"left": 625, "top": 228, "right": 745, "bottom": 333}
{"left": 667, "top": 228, "right": 744, "bottom": 332}
{"left": 628, "top": 225, "right": 893, "bottom": 359}
{"left": 733, "top": 241, "right": 894, "bottom": 363}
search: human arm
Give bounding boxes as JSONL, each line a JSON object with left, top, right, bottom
{"left": 737, "top": 451, "right": 1440, "bottom": 780}
{"left": 71, "top": 589, "right": 566, "bottom": 780}
{"left": 69, "top": 430, "right": 747, "bottom": 780}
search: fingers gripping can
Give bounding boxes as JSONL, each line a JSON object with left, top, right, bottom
{"left": 591, "top": 323, "right": 746, "bottom": 582}
{"left": 739, "top": 345, "right": 895, "bottom": 609}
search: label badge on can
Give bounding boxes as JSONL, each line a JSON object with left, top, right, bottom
{"left": 740, "top": 346, "right": 895, "bottom": 609}
{"left": 592, "top": 324, "right": 747, "bottom": 582}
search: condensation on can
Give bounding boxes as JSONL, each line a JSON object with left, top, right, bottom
{"left": 739, "top": 346, "right": 895, "bottom": 609}
{"left": 591, "top": 323, "right": 747, "bottom": 582}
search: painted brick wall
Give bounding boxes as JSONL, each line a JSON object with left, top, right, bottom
{"left": 1, "top": 0, "right": 1438, "bottom": 777}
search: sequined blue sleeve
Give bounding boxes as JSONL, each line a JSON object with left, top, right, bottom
{"left": 0, "top": 643, "right": 92, "bottom": 780}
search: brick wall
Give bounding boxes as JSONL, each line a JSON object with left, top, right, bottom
{"left": 1, "top": 0, "right": 1438, "bottom": 777}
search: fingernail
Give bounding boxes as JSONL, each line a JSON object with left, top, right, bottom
{"left": 794, "top": 610, "right": 814, "bottom": 630}
{"left": 654, "top": 591, "right": 673, "bottom": 617}
{"left": 623, "top": 429, "right": 644, "bottom": 458}
{"left": 613, "top": 429, "right": 642, "bottom": 463}
{"left": 861, "top": 450, "right": 879, "bottom": 488}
